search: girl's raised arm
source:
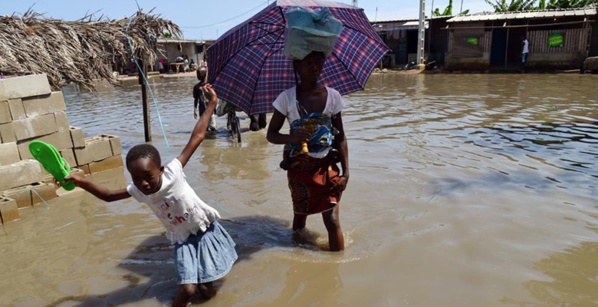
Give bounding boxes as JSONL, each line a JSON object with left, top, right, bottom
{"left": 178, "top": 84, "right": 218, "bottom": 167}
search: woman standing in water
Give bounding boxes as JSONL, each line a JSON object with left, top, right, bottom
{"left": 266, "top": 51, "right": 349, "bottom": 251}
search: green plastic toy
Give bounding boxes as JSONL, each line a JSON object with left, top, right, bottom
{"left": 28, "top": 140, "right": 75, "bottom": 191}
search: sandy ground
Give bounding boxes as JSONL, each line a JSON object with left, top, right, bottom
{"left": 116, "top": 71, "right": 196, "bottom": 82}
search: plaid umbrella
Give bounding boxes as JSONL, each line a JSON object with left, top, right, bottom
{"left": 207, "top": 0, "right": 389, "bottom": 115}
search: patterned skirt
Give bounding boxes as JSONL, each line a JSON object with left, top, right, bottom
{"left": 287, "top": 155, "right": 341, "bottom": 215}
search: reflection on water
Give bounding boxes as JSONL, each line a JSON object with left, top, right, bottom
{"left": 1, "top": 73, "right": 598, "bottom": 306}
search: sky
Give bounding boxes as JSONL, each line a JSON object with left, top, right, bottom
{"left": 0, "top": 0, "right": 493, "bottom": 40}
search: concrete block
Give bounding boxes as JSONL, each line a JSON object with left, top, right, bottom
{"left": 74, "top": 146, "right": 93, "bottom": 166}
{"left": 99, "top": 134, "right": 122, "bottom": 156}
{"left": 41, "top": 167, "right": 85, "bottom": 185}
{"left": 3, "top": 186, "right": 32, "bottom": 208}
{"left": 8, "top": 98, "right": 26, "bottom": 120}
{"left": 76, "top": 137, "right": 113, "bottom": 163}
{"left": 0, "top": 100, "right": 11, "bottom": 124}
{"left": 0, "top": 197, "right": 19, "bottom": 223}
{"left": 22, "top": 91, "right": 66, "bottom": 117}
{"left": 60, "top": 148, "right": 76, "bottom": 169}
{"left": 89, "top": 155, "right": 124, "bottom": 174}
{"left": 0, "top": 159, "right": 45, "bottom": 191}
{"left": 79, "top": 164, "right": 91, "bottom": 175}
{"left": 55, "top": 111, "right": 70, "bottom": 132}
{"left": 17, "top": 132, "right": 71, "bottom": 160}
{"left": 0, "top": 142, "right": 20, "bottom": 166}
{"left": 0, "top": 74, "right": 51, "bottom": 100}
{"left": 12, "top": 113, "right": 58, "bottom": 141}
{"left": 69, "top": 126, "right": 85, "bottom": 149}
{"left": 54, "top": 112, "right": 72, "bottom": 150}
{"left": 0, "top": 122, "right": 16, "bottom": 143}
{"left": 29, "top": 182, "right": 58, "bottom": 206}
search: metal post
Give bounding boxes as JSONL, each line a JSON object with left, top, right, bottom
{"left": 138, "top": 59, "right": 151, "bottom": 142}
{"left": 417, "top": 0, "right": 426, "bottom": 65}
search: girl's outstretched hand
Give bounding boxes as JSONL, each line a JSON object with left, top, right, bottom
{"left": 62, "top": 174, "right": 86, "bottom": 187}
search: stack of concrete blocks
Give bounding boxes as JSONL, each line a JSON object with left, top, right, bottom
{"left": 0, "top": 74, "right": 124, "bottom": 224}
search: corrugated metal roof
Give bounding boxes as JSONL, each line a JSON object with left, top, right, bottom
{"left": 372, "top": 20, "right": 428, "bottom": 31}
{"left": 157, "top": 38, "right": 205, "bottom": 44}
{"left": 447, "top": 7, "right": 597, "bottom": 23}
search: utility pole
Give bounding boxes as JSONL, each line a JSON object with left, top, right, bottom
{"left": 416, "top": 0, "right": 426, "bottom": 66}
{"left": 353, "top": 0, "right": 358, "bottom": 7}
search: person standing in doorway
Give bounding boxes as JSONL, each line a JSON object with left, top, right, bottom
{"left": 521, "top": 35, "right": 529, "bottom": 72}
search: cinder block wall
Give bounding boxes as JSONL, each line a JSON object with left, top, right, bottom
{"left": 0, "top": 74, "right": 124, "bottom": 224}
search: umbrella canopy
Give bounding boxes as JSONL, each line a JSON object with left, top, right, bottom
{"left": 207, "top": 0, "right": 389, "bottom": 115}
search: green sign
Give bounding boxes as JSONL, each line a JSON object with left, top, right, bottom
{"left": 466, "top": 36, "right": 479, "bottom": 46}
{"left": 548, "top": 33, "right": 564, "bottom": 48}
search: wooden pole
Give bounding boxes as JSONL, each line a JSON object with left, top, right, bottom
{"left": 417, "top": 0, "right": 426, "bottom": 65}
{"left": 138, "top": 59, "right": 151, "bottom": 142}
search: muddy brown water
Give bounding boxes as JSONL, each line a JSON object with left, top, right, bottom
{"left": 1, "top": 73, "right": 597, "bottom": 306}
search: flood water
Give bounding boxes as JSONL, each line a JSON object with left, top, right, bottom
{"left": 1, "top": 73, "right": 597, "bottom": 306}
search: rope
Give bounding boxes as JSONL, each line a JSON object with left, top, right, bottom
{"left": 125, "top": 17, "right": 171, "bottom": 149}
{"left": 27, "top": 188, "right": 77, "bottom": 231}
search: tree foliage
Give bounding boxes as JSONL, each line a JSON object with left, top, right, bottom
{"left": 486, "top": 0, "right": 598, "bottom": 11}
{"left": 484, "top": 0, "right": 537, "bottom": 12}
{"left": 434, "top": 0, "right": 470, "bottom": 16}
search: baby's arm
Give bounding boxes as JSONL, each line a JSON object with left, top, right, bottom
{"left": 64, "top": 174, "right": 131, "bottom": 202}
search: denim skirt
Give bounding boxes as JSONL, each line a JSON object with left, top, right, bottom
{"left": 174, "top": 221, "right": 238, "bottom": 284}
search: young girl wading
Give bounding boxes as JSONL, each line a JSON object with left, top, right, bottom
{"left": 267, "top": 51, "right": 350, "bottom": 252}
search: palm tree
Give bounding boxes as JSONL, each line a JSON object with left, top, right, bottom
{"left": 546, "top": 0, "right": 598, "bottom": 8}
{"left": 434, "top": 0, "right": 470, "bottom": 15}
{"left": 484, "top": 0, "right": 538, "bottom": 12}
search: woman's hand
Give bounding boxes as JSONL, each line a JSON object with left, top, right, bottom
{"left": 290, "top": 127, "right": 311, "bottom": 143}
{"left": 331, "top": 175, "right": 349, "bottom": 193}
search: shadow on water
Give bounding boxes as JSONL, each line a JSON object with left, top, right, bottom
{"left": 47, "top": 215, "right": 299, "bottom": 306}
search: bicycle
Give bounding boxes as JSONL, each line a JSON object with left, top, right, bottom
{"left": 226, "top": 108, "right": 242, "bottom": 143}
{"left": 216, "top": 99, "right": 243, "bottom": 143}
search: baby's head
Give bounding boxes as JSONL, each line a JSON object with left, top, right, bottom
{"left": 126, "top": 144, "right": 164, "bottom": 195}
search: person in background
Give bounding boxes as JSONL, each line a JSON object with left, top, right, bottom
{"left": 194, "top": 67, "right": 216, "bottom": 131}
{"left": 521, "top": 35, "right": 529, "bottom": 72}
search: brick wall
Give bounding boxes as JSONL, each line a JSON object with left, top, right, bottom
{"left": 0, "top": 74, "right": 124, "bottom": 224}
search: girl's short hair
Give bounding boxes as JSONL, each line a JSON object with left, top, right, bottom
{"left": 126, "top": 144, "right": 161, "bottom": 168}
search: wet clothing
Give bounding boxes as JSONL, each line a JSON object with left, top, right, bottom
{"left": 273, "top": 86, "right": 344, "bottom": 158}
{"left": 272, "top": 86, "right": 345, "bottom": 214}
{"left": 127, "top": 158, "right": 237, "bottom": 285}
{"left": 287, "top": 154, "right": 342, "bottom": 214}
{"left": 127, "top": 159, "right": 220, "bottom": 245}
{"left": 175, "top": 221, "right": 237, "bottom": 284}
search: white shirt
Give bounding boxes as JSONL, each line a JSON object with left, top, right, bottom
{"left": 127, "top": 159, "right": 220, "bottom": 244}
{"left": 272, "top": 86, "right": 345, "bottom": 126}
{"left": 522, "top": 39, "right": 529, "bottom": 54}
{"left": 272, "top": 86, "right": 345, "bottom": 158}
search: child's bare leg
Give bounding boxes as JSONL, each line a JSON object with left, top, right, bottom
{"left": 198, "top": 282, "right": 217, "bottom": 298}
{"left": 172, "top": 284, "right": 196, "bottom": 307}
{"left": 292, "top": 213, "right": 307, "bottom": 231}
{"left": 322, "top": 205, "right": 344, "bottom": 251}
